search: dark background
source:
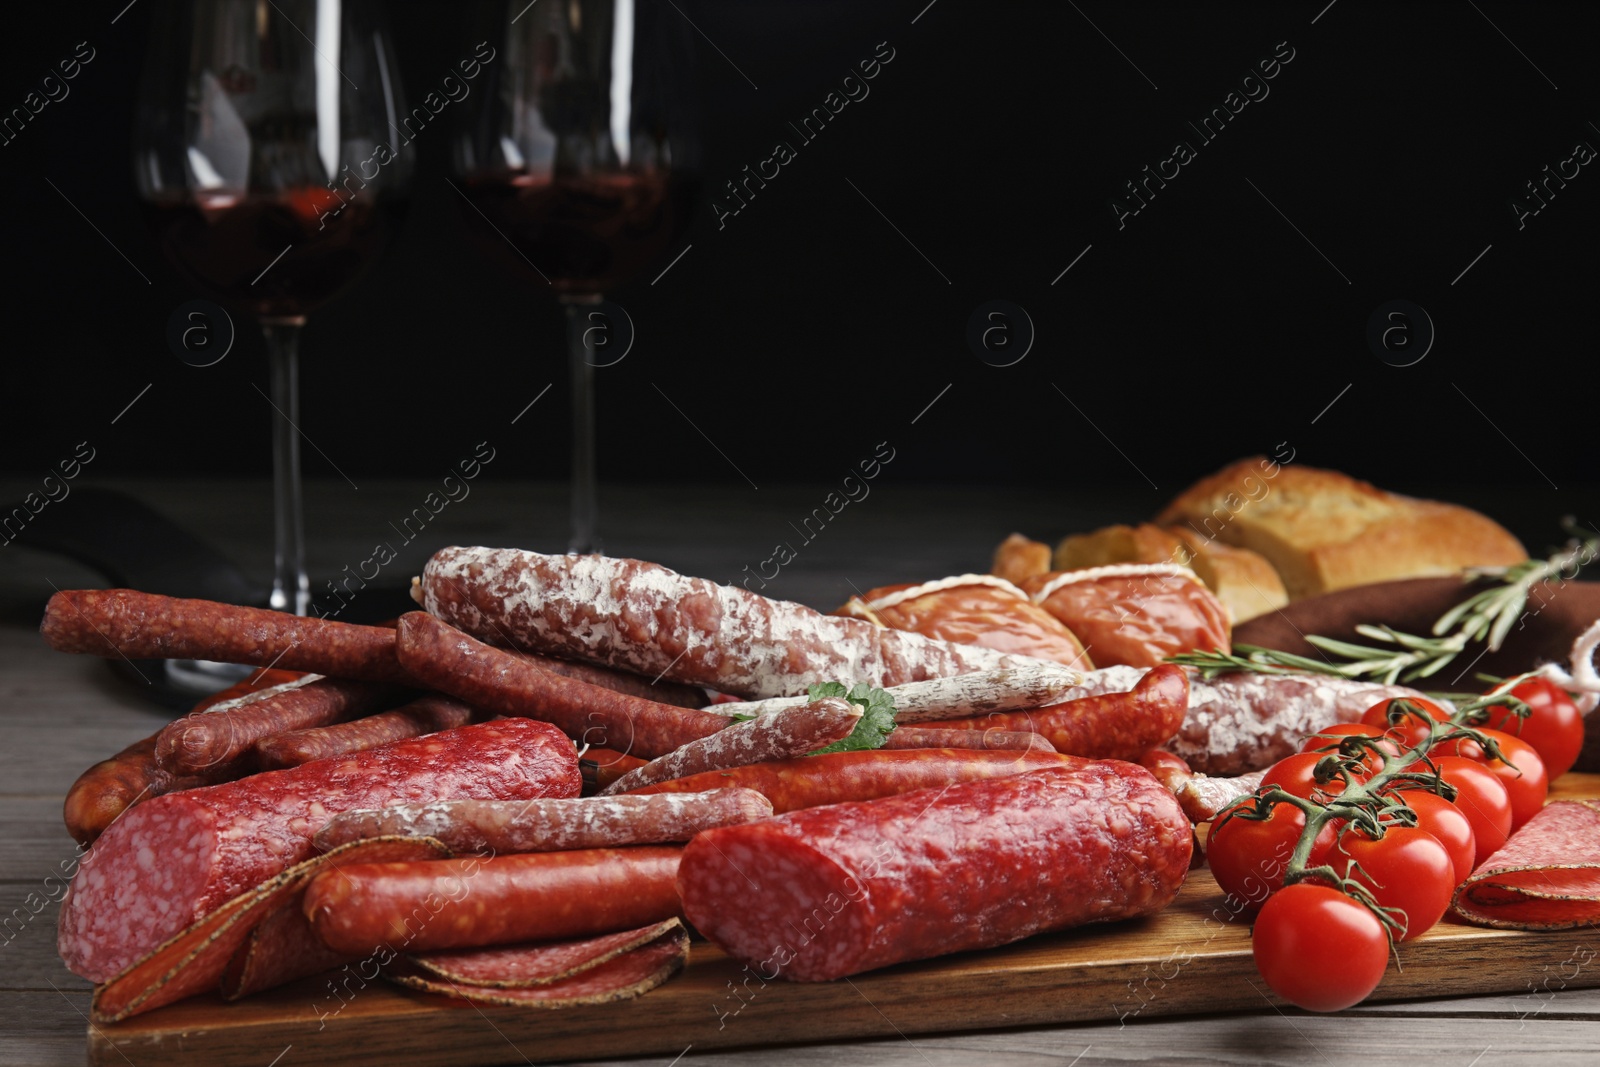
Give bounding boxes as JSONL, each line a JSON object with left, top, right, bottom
{"left": 1, "top": 1, "right": 1595, "bottom": 516}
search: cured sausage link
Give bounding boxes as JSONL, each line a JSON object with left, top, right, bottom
{"left": 303, "top": 847, "right": 684, "bottom": 955}
{"left": 254, "top": 694, "right": 476, "bottom": 768}
{"left": 416, "top": 547, "right": 1066, "bottom": 699}
{"left": 394, "top": 611, "right": 732, "bottom": 760}
{"left": 599, "top": 699, "right": 861, "bottom": 795}
{"left": 628, "top": 748, "right": 1089, "bottom": 814}
{"left": 934, "top": 663, "right": 1189, "bottom": 760}
{"left": 313, "top": 789, "right": 773, "bottom": 853}
{"left": 40, "top": 589, "right": 412, "bottom": 683}
{"left": 58, "top": 719, "right": 580, "bottom": 983}
{"left": 880, "top": 727, "right": 1057, "bottom": 753}
{"left": 156, "top": 676, "right": 407, "bottom": 773}
{"left": 706, "top": 664, "right": 1087, "bottom": 725}
{"left": 514, "top": 650, "right": 709, "bottom": 710}
{"left": 62, "top": 669, "right": 303, "bottom": 845}
{"left": 678, "top": 763, "right": 1193, "bottom": 981}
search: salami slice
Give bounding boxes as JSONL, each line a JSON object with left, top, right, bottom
{"left": 304, "top": 846, "right": 684, "bottom": 955}
{"left": 407, "top": 919, "right": 684, "bottom": 988}
{"left": 41, "top": 589, "right": 414, "bottom": 683}
{"left": 386, "top": 924, "right": 689, "bottom": 1008}
{"left": 416, "top": 547, "right": 1064, "bottom": 698}
{"left": 628, "top": 748, "right": 1089, "bottom": 814}
{"left": 1022, "top": 566, "right": 1230, "bottom": 669}
{"left": 313, "top": 789, "right": 773, "bottom": 853}
{"left": 221, "top": 899, "right": 356, "bottom": 1000}
{"left": 90, "top": 836, "right": 447, "bottom": 1023}
{"left": 59, "top": 719, "right": 579, "bottom": 983}
{"left": 254, "top": 694, "right": 477, "bottom": 768}
{"left": 599, "top": 699, "right": 861, "bottom": 795}
{"left": 836, "top": 575, "right": 1092, "bottom": 668}
{"left": 678, "top": 763, "right": 1191, "bottom": 981}
{"left": 1450, "top": 800, "right": 1600, "bottom": 929}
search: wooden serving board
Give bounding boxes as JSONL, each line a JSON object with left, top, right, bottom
{"left": 89, "top": 774, "right": 1600, "bottom": 1066}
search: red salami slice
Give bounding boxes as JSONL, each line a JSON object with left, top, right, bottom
{"left": 407, "top": 919, "right": 684, "bottom": 988}
{"left": 678, "top": 763, "right": 1191, "bottom": 981}
{"left": 387, "top": 924, "right": 689, "bottom": 1008}
{"left": 1450, "top": 800, "right": 1600, "bottom": 929}
{"left": 221, "top": 900, "right": 356, "bottom": 1001}
{"left": 313, "top": 789, "right": 773, "bottom": 853}
{"left": 60, "top": 719, "right": 579, "bottom": 983}
{"left": 90, "top": 836, "right": 447, "bottom": 1023}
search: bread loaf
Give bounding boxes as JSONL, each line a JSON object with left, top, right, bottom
{"left": 1155, "top": 458, "right": 1527, "bottom": 599}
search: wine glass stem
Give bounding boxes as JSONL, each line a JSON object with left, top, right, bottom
{"left": 263, "top": 318, "right": 311, "bottom": 615}
{"left": 566, "top": 297, "right": 601, "bottom": 554}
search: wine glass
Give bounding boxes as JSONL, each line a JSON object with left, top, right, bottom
{"left": 453, "top": 0, "right": 699, "bottom": 553}
{"left": 135, "top": 0, "right": 412, "bottom": 615}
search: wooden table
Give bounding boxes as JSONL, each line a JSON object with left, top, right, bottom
{"left": 3, "top": 478, "right": 1598, "bottom": 1067}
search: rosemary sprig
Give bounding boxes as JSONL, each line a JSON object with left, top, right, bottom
{"left": 1170, "top": 520, "right": 1599, "bottom": 685}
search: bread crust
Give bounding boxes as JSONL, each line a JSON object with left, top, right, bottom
{"left": 1155, "top": 458, "right": 1527, "bottom": 599}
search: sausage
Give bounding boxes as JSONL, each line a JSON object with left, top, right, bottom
{"left": 415, "top": 547, "right": 1068, "bottom": 699}
{"left": 836, "top": 575, "right": 1092, "bottom": 669}
{"left": 156, "top": 676, "right": 407, "bottom": 773}
{"left": 394, "top": 611, "right": 732, "bottom": 760}
{"left": 677, "top": 762, "right": 1192, "bottom": 981}
{"left": 254, "top": 694, "right": 476, "bottom": 768}
{"left": 61, "top": 668, "right": 301, "bottom": 845}
{"left": 880, "top": 727, "right": 1057, "bottom": 753}
{"left": 58, "top": 719, "right": 579, "bottom": 983}
{"left": 579, "top": 747, "right": 649, "bottom": 792}
{"left": 302, "top": 847, "right": 684, "bottom": 955}
{"left": 1175, "top": 769, "right": 1266, "bottom": 824}
{"left": 1021, "top": 566, "right": 1231, "bottom": 669}
{"left": 405, "top": 919, "right": 684, "bottom": 988}
{"left": 627, "top": 748, "right": 1089, "bottom": 814}
{"left": 935, "top": 663, "right": 1190, "bottom": 760}
{"left": 705, "top": 664, "right": 1088, "bottom": 725}
{"left": 313, "top": 789, "right": 773, "bottom": 853}
{"left": 41, "top": 589, "right": 414, "bottom": 683}
{"left": 513, "top": 650, "right": 709, "bottom": 709}
{"left": 599, "top": 698, "right": 861, "bottom": 795}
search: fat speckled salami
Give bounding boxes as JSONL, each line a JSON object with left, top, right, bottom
{"left": 314, "top": 789, "right": 773, "bottom": 853}
{"left": 59, "top": 720, "right": 579, "bottom": 983}
{"left": 678, "top": 763, "right": 1191, "bottom": 981}
{"left": 599, "top": 699, "right": 861, "bottom": 795}
{"left": 1450, "top": 800, "right": 1600, "bottom": 929}
{"left": 416, "top": 547, "right": 1069, "bottom": 698}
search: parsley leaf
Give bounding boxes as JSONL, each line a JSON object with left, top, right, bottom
{"left": 805, "top": 681, "right": 896, "bottom": 755}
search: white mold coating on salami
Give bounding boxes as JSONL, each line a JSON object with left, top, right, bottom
{"left": 706, "top": 664, "right": 1087, "bottom": 724}
{"left": 1049, "top": 665, "right": 1433, "bottom": 776}
{"left": 58, "top": 719, "right": 579, "bottom": 983}
{"left": 420, "top": 547, "right": 1063, "bottom": 698}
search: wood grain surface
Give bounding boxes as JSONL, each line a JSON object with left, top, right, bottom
{"left": 4, "top": 479, "right": 1598, "bottom": 1067}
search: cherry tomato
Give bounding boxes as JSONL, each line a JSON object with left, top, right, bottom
{"left": 1252, "top": 883, "right": 1390, "bottom": 1011}
{"left": 1207, "top": 799, "right": 1337, "bottom": 915}
{"left": 1326, "top": 826, "right": 1455, "bottom": 940}
{"left": 1388, "top": 790, "right": 1477, "bottom": 886}
{"left": 1360, "top": 697, "right": 1452, "bottom": 748}
{"left": 1482, "top": 677, "right": 1584, "bottom": 780}
{"left": 1430, "top": 756, "right": 1513, "bottom": 867}
{"left": 1301, "top": 724, "right": 1402, "bottom": 776}
{"left": 1433, "top": 728, "right": 1549, "bottom": 830}
{"left": 1260, "top": 752, "right": 1361, "bottom": 800}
